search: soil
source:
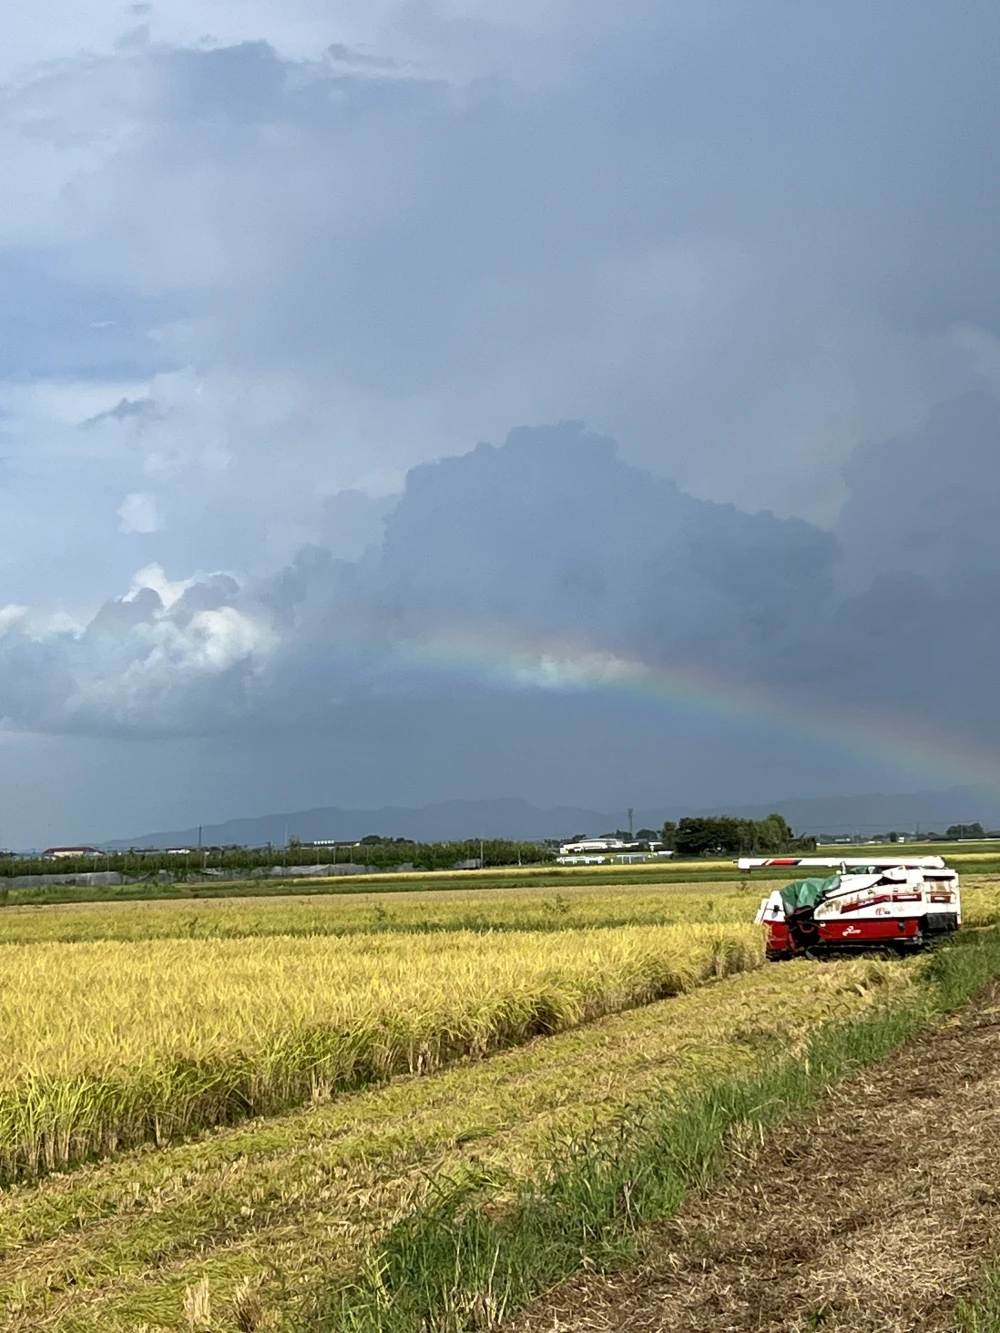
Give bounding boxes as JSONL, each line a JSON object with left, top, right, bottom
{"left": 513, "top": 981, "right": 1000, "bottom": 1333}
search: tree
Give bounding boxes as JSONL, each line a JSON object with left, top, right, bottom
{"left": 660, "top": 820, "right": 678, "bottom": 850}
{"left": 671, "top": 812, "right": 807, "bottom": 858}
{"left": 945, "top": 822, "right": 986, "bottom": 840}
{"left": 674, "top": 817, "right": 742, "bottom": 857}
{"left": 742, "top": 813, "right": 794, "bottom": 853}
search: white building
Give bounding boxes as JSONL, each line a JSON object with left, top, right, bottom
{"left": 555, "top": 835, "right": 673, "bottom": 866}
{"left": 558, "top": 838, "right": 626, "bottom": 856}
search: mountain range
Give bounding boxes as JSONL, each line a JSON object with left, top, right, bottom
{"left": 105, "top": 786, "right": 1000, "bottom": 848}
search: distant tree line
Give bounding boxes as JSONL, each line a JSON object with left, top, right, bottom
{"left": 659, "top": 813, "right": 815, "bottom": 858}
{"left": 0, "top": 839, "right": 556, "bottom": 878}
{"left": 886, "top": 823, "right": 994, "bottom": 842}
{"left": 943, "top": 823, "right": 990, "bottom": 840}
{"left": 0, "top": 812, "right": 824, "bottom": 876}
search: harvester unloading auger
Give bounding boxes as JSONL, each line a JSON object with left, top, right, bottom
{"left": 742, "top": 856, "right": 961, "bottom": 960}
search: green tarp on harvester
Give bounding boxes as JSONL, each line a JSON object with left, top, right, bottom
{"left": 779, "top": 874, "right": 840, "bottom": 916}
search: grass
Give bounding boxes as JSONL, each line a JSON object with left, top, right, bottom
{"left": 0, "top": 922, "right": 762, "bottom": 1184}
{"left": 0, "top": 953, "right": 919, "bottom": 1331}
{"left": 323, "top": 929, "right": 1000, "bottom": 1333}
{"left": 856, "top": 838, "right": 1000, "bottom": 857}
{"left": 959, "top": 1272, "right": 1000, "bottom": 1331}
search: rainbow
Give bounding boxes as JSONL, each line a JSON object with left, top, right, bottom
{"left": 360, "top": 627, "right": 1000, "bottom": 790}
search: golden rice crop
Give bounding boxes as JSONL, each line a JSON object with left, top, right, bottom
{"left": 5, "top": 872, "right": 991, "bottom": 949}
{"left": 0, "top": 952, "right": 916, "bottom": 1332}
{"left": 0, "top": 922, "right": 761, "bottom": 1182}
{"left": 960, "top": 881, "right": 1000, "bottom": 926}
{"left": 0, "top": 882, "right": 753, "bottom": 944}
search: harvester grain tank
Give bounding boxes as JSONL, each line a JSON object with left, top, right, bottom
{"left": 740, "top": 855, "right": 961, "bottom": 959}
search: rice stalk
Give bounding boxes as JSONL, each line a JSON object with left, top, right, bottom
{"left": 0, "top": 923, "right": 762, "bottom": 1182}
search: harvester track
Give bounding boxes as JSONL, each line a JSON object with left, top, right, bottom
{"left": 513, "top": 979, "right": 1000, "bottom": 1333}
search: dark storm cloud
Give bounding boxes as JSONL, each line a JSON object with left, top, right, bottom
{"left": 78, "top": 395, "right": 160, "bottom": 429}
{"left": 4, "top": 413, "right": 997, "bottom": 755}
{"left": 9, "top": 0, "right": 998, "bottom": 561}
{"left": 836, "top": 393, "right": 1000, "bottom": 599}
{"left": 818, "top": 392, "right": 1000, "bottom": 732}
{"left": 371, "top": 425, "right": 838, "bottom": 669}
{"left": 3, "top": 2, "right": 1000, "bottom": 842}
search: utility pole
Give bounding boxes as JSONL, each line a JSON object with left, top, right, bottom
{"left": 628, "top": 807, "right": 634, "bottom": 840}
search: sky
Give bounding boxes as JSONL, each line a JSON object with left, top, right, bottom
{"left": 1, "top": 1, "right": 1000, "bottom": 846}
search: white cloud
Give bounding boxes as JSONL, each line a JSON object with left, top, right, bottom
{"left": 0, "top": 606, "right": 28, "bottom": 636}
{"left": 124, "top": 602, "right": 275, "bottom": 678}
{"left": 118, "top": 491, "right": 161, "bottom": 533}
{"left": 0, "top": 603, "right": 82, "bottom": 639}
{"left": 125, "top": 562, "right": 197, "bottom": 609}
{"left": 0, "top": 559, "right": 278, "bottom": 734}
{"left": 504, "top": 649, "right": 643, "bottom": 692}
{"left": 177, "top": 605, "right": 276, "bottom": 671}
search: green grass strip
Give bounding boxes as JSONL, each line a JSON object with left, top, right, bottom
{"left": 318, "top": 930, "right": 1000, "bottom": 1333}
{"left": 958, "top": 1274, "right": 1000, "bottom": 1332}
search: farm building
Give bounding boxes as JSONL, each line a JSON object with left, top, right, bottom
{"left": 558, "top": 837, "right": 627, "bottom": 856}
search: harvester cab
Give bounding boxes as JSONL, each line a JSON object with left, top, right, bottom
{"left": 740, "top": 856, "right": 961, "bottom": 960}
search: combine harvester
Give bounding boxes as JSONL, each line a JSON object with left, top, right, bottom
{"left": 741, "top": 855, "right": 961, "bottom": 960}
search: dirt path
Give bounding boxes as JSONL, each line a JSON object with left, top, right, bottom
{"left": 515, "top": 983, "right": 1000, "bottom": 1333}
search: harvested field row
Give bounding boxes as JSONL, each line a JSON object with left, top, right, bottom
{"left": 514, "top": 971, "right": 1000, "bottom": 1333}
{"left": 312, "top": 934, "right": 1000, "bottom": 1333}
{"left": 0, "top": 954, "right": 916, "bottom": 1332}
{"left": 0, "top": 922, "right": 760, "bottom": 1183}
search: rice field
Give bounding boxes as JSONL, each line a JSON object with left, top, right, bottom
{"left": 0, "top": 919, "right": 762, "bottom": 1183}
{"left": 0, "top": 876, "right": 997, "bottom": 1330}
{"left": 1, "top": 875, "right": 995, "bottom": 946}
{"left": 0, "top": 879, "right": 755, "bottom": 944}
{"left": 0, "top": 952, "right": 920, "bottom": 1332}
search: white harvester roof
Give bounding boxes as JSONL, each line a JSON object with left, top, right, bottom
{"left": 736, "top": 855, "right": 947, "bottom": 871}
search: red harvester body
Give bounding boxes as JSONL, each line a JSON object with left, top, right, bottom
{"left": 741, "top": 856, "right": 961, "bottom": 959}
